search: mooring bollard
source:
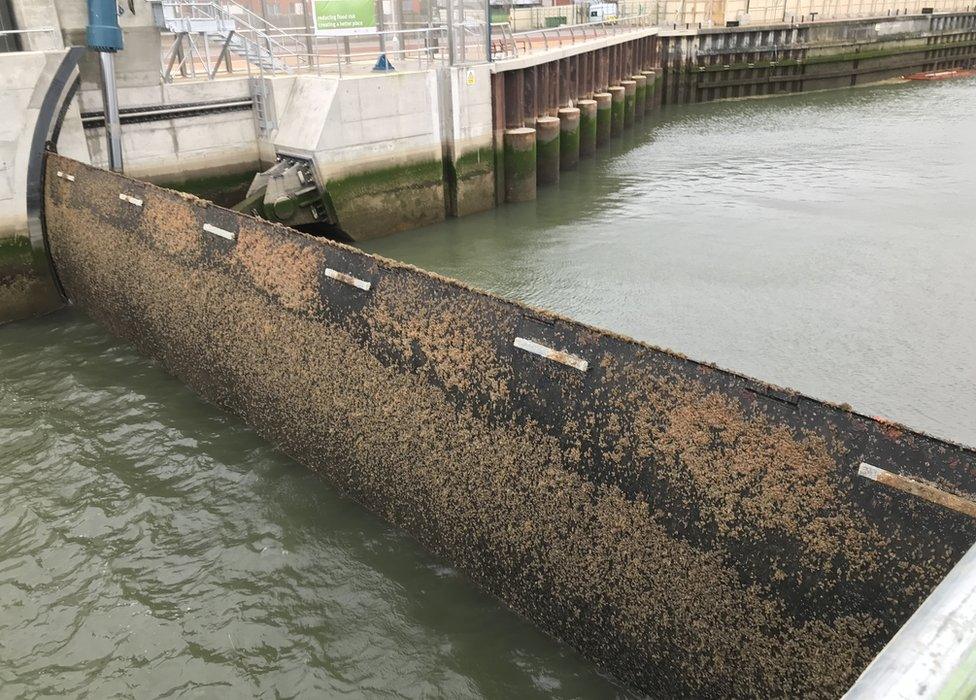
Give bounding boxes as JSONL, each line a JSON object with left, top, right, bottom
{"left": 503, "top": 127, "right": 537, "bottom": 202}
{"left": 577, "top": 99, "right": 598, "bottom": 158}
{"left": 557, "top": 107, "right": 581, "bottom": 171}
{"left": 535, "top": 116, "right": 560, "bottom": 186}
{"left": 621, "top": 80, "right": 637, "bottom": 128}
{"left": 594, "top": 93, "right": 612, "bottom": 147}
{"left": 608, "top": 86, "right": 625, "bottom": 137}
{"left": 632, "top": 74, "right": 647, "bottom": 121}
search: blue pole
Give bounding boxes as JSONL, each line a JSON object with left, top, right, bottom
{"left": 86, "top": 0, "right": 124, "bottom": 171}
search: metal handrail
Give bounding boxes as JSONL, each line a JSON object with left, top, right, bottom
{"left": 153, "top": 0, "right": 309, "bottom": 69}
{"left": 159, "top": 23, "right": 452, "bottom": 79}
{"left": 262, "top": 26, "right": 451, "bottom": 78}
{"left": 498, "top": 13, "right": 657, "bottom": 58}
{"left": 0, "top": 27, "right": 59, "bottom": 36}
{"left": 154, "top": 0, "right": 661, "bottom": 79}
{"left": 220, "top": 0, "right": 309, "bottom": 58}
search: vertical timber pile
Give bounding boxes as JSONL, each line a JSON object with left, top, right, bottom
{"left": 535, "top": 116, "right": 560, "bottom": 186}
{"left": 503, "top": 128, "right": 536, "bottom": 202}
{"left": 608, "top": 86, "right": 625, "bottom": 137}
{"left": 44, "top": 154, "right": 976, "bottom": 698}
{"left": 633, "top": 74, "right": 647, "bottom": 121}
{"left": 577, "top": 99, "right": 598, "bottom": 157}
{"left": 558, "top": 107, "right": 580, "bottom": 171}
{"left": 594, "top": 92, "right": 612, "bottom": 146}
{"left": 642, "top": 69, "right": 658, "bottom": 112}
{"left": 621, "top": 79, "right": 637, "bottom": 128}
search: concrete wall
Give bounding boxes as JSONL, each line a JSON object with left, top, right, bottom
{"left": 438, "top": 64, "right": 496, "bottom": 218}
{"left": 45, "top": 154, "right": 976, "bottom": 697}
{"left": 272, "top": 71, "right": 450, "bottom": 239}
{"left": 5, "top": 0, "right": 262, "bottom": 190}
{"left": 51, "top": 0, "right": 162, "bottom": 89}
{"left": 0, "top": 50, "right": 88, "bottom": 324}
{"left": 8, "top": 0, "right": 62, "bottom": 51}
{"left": 79, "top": 77, "right": 262, "bottom": 189}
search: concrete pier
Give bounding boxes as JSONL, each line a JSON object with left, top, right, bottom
{"left": 621, "top": 80, "right": 637, "bottom": 128}
{"left": 594, "top": 93, "right": 612, "bottom": 146}
{"left": 535, "top": 116, "right": 560, "bottom": 186}
{"left": 577, "top": 99, "right": 598, "bottom": 158}
{"left": 503, "top": 127, "right": 536, "bottom": 202}
{"left": 608, "top": 86, "right": 625, "bottom": 137}
{"left": 558, "top": 107, "right": 580, "bottom": 171}
{"left": 633, "top": 75, "right": 648, "bottom": 121}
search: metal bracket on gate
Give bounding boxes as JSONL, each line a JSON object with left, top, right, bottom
{"left": 859, "top": 462, "right": 976, "bottom": 519}
{"left": 514, "top": 337, "right": 589, "bottom": 372}
{"left": 324, "top": 268, "right": 372, "bottom": 291}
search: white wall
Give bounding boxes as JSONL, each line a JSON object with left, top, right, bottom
{"left": 0, "top": 50, "right": 88, "bottom": 239}
{"left": 272, "top": 70, "right": 445, "bottom": 185}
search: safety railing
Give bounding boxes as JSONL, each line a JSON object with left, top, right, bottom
{"left": 500, "top": 1, "right": 655, "bottom": 32}
{"left": 153, "top": 0, "right": 310, "bottom": 79}
{"left": 0, "top": 27, "right": 61, "bottom": 52}
{"left": 257, "top": 26, "right": 452, "bottom": 77}
{"left": 492, "top": 12, "right": 659, "bottom": 59}
{"left": 161, "top": 24, "right": 453, "bottom": 80}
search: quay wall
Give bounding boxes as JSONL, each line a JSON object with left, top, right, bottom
{"left": 254, "top": 31, "right": 661, "bottom": 239}
{"left": 3, "top": 12, "right": 975, "bottom": 323}
{"left": 44, "top": 153, "right": 976, "bottom": 697}
{"left": 657, "top": 12, "right": 976, "bottom": 104}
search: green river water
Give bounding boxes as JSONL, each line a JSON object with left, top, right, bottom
{"left": 1, "top": 78, "right": 974, "bottom": 696}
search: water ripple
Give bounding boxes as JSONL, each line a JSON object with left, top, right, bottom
{"left": 0, "top": 312, "right": 628, "bottom": 697}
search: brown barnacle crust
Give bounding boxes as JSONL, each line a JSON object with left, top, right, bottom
{"left": 43, "top": 154, "right": 976, "bottom": 698}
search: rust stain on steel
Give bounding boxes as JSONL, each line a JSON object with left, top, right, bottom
{"left": 859, "top": 463, "right": 976, "bottom": 519}
{"left": 43, "top": 154, "right": 976, "bottom": 698}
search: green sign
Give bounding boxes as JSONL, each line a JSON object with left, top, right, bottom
{"left": 314, "top": 0, "right": 376, "bottom": 35}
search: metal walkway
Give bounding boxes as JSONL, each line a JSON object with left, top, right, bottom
{"left": 150, "top": 0, "right": 309, "bottom": 80}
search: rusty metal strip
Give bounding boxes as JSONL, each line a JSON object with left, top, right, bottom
{"left": 859, "top": 463, "right": 976, "bottom": 519}
{"left": 118, "top": 193, "right": 143, "bottom": 207}
{"left": 514, "top": 337, "right": 589, "bottom": 372}
{"left": 324, "top": 268, "right": 371, "bottom": 291}
{"left": 202, "top": 223, "right": 236, "bottom": 241}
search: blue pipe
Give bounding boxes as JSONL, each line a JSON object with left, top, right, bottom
{"left": 86, "top": 0, "right": 124, "bottom": 52}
